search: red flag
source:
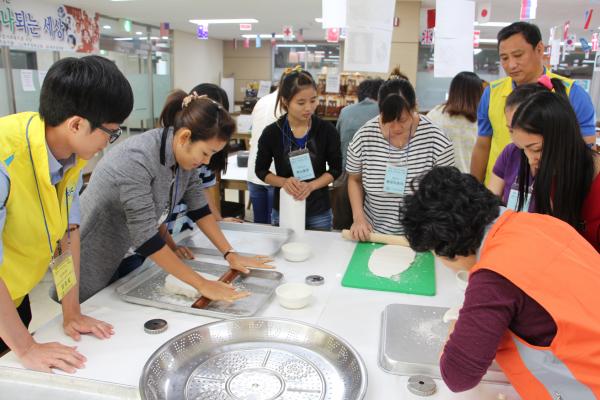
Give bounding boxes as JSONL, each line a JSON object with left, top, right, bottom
{"left": 270, "top": 32, "right": 276, "bottom": 46}
{"left": 584, "top": 9, "right": 594, "bottom": 30}
{"left": 563, "top": 21, "right": 570, "bottom": 41}
{"left": 159, "top": 22, "right": 170, "bottom": 37}
{"left": 427, "top": 9, "right": 436, "bottom": 29}
{"left": 243, "top": 37, "right": 250, "bottom": 48}
{"left": 326, "top": 28, "right": 340, "bottom": 43}
{"left": 297, "top": 28, "right": 304, "bottom": 43}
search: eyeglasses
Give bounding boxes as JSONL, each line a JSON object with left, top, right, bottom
{"left": 97, "top": 125, "right": 123, "bottom": 144}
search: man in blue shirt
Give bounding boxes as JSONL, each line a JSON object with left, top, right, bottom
{"left": 470, "top": 22, "right": 596, "bottom": 183}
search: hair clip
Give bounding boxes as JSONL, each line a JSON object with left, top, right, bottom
{"left": 283, "top": 65, "right": 303, "bottom": 75}
{"left": 537, "top": 75, "right": 554, "bottom": 91}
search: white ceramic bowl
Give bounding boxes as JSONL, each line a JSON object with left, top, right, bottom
{"left": 281, "top": 242, "right": 311, "bottom": 262}
{"left": 456, "top": 270, "right": 469, "bottom": 291}
{"left": 275, "top": 283, "right": 313, "bottom": 309}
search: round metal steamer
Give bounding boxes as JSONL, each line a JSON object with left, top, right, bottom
{"left": 140, "top": 318, "right": 367, "bottom": 400}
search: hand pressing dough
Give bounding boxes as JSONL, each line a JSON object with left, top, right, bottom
{"left": 164, "top": 272, "right": 221, "bottom": 298}
{"left": 368, "top": 245, "right": 416, "bottom": 278}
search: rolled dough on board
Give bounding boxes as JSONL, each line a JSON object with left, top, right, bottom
{"left": 368, "top": 245, "right": 416, "bottom": 278}
{"left": 164, "top": 272, "right": 221, "bottom": 298}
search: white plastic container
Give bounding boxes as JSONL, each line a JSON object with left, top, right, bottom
{"left": 279, "top": 190, "right": 306, "bottom": 240}
{"left": 275, "top": 283, "right": 313, "bottom": 309}
{"left": 281, "top": 242, "right": 311, "bottom": 262}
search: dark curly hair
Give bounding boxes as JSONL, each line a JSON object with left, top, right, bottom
{"left": 400, "top": 167, "right": 501, "bottom": 258}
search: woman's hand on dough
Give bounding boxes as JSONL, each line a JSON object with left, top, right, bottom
{"left": 199, "top": 280, "right": 250, "bottom": 302}
{"left": 350, "top": 218, "right": 373, "bottom": 242}
{"left": 174, "top": 246, "right": 195, "bottom": 260}
{"left": 226, "top": 253, "right": 275, "bottom": 274}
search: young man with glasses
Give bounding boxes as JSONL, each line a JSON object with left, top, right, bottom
{"left": 0, "top": 55, "right": 133, "bottom": 373}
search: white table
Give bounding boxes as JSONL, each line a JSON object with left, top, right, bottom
{"left": 0, "top": 229, "right": 519, "bottom": 399}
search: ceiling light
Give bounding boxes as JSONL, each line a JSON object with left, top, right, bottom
{"left": 242, "top": 34, "right": 291, "bottom": 39}
{"left": 315, "top": 17, "right": 323, "bottom": 23}
{"left": 103, "top": 25, "right": 111, "bottom": 29}
{"left": 161, "top": 36, "right": 169, "bottom": 40}
{"left": 189, "top": 18, "right": 258, "bottom": 25}
{"left": 135, "top": 31, "right": 143, "bottom": 35}
{"left": 479, "top": 38, "right": 498, "bottom": 44}
{"left": 474, "top": 22, "right": 511, "bottom": 27}
{"left": 276, "top": 44, "right": 317, "bottom": 48}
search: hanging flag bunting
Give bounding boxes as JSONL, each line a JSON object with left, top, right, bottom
{"left": 427, "top": 9, "right": 436, "bottom": 29}
{"left": 256, "top": 35, "right": 262, "bottom": 48}
{"left": 580, "top": 37, "right": 591, "bottom": 52}
{"left": 519, "top": 0, "right": 537, "bottom": 20}
{"left": 160, "top": 22, "right": 170, "bottom": 37}
{"left": 283, "top": 26, "right": 293, "bottom": 41}
{"left": 297, "top": 28, "right": 305, "bottom": 43}
{"left": 420, "top": 28, "right": 434, "bottom": 45}
{"left": 474, "top": 30, "right": 481, "bottom": 48}
{"left": 565, "top": 34, "right": 577, "bottom": 52}
{"left": 244, "top": 37, "right": 250, "bottom": 48}
{"left": 271, "top": 32, "right": 276, "bottom": 46}
{"left": 240, "top": 23, "right": 252, "bottom": 31}
{"left": 592, "top": 32, "right": 599, "bottom": 52}
{"left": 476, "top": 2, "right": 491, "bottom": 24}
{"left": 563, "top": 21, "right": 570, "bottom": 41}
{"left": 584, "top": 9, "right": 594, "bottom": 30}
{"left": 197, "top": 24, "right": 209, "bottom": 40}
{"left": 393, "top": 17, "right": 400, "bottom": 27}
{"left": 326, "top": 28, "right": 340, "bottom": 43}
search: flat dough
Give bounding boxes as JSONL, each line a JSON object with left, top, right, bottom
{"left": 368, "top": 245, "right": 415, "bottom": 278}
{"left": 164, "top": 272, "right": 221, "bottom": 298}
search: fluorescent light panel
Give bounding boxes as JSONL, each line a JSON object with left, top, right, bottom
{"left": 474, "top": 22, "right": 511, "bottom": 27}
{"left": 189, "top": 19, "right": 258, "bottom": 25}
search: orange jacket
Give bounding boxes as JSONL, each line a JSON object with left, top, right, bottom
{"left": 473, "top": 210, "right": 600, "bottom": 399}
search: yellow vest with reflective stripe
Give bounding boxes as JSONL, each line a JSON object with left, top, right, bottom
{"left": 0, "top": 112, "right": 86, "bottom": 306}
{"left": 485, "top": 71, "right": 574, "bottom": 184}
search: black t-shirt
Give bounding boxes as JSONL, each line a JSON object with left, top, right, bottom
{"left": 255, "top": 114, "right": 342, "bottom": 216}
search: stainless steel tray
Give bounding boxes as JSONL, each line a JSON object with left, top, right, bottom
{"left": 178, "top": 222, "right": 292, "bottom": 257}
{"left": 115, "top": 260, "right": 283, "bottom": 318}
{"left": 139, "top": 318, "right": 367, "bottom": 400}
{"left": 379, "top": 303, "right": 509, "bottom": 384}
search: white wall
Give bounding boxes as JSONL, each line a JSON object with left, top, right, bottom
{"left": 173, "top": 30, "right": 223, "bottom": 92}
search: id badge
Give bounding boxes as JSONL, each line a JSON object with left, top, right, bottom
{"left": 383, "top": 165, "right": 408, "bottom": 194}
{"left": 289, "top": 149, "right": 315, "bottom": 181}
{"left": 50, "top": 252, "right": 77, "bottom": 302}
{"left": 506, "top": 185, "right": 532, "bottom": 212}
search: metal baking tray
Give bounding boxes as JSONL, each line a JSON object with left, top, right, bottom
{"left": 115, "top": 259, "right": 283, "bottom": 319}
{"left": 379, "top": 303, "right": 509, "bottom": 384}
{"left": 139, "top": 318, "right": 367, "bottom": 400}
{"left": 178, "top": 222, "right": 292, "bottom": 257}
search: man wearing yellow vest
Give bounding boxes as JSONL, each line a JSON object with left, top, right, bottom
{"left": 0, "top": 56, "right": 133, "bottom": 372}
{"left": 401, "top": 167, "right": 600, "bottom": 398}
{"left": 470, "top": 22, "right": 596, "bottom": 184}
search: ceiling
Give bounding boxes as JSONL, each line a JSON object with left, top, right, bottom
{"left": 48, "top": 0, "right": 600, "bottom": 42}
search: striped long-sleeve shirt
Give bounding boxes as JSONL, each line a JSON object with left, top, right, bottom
{"left": 346, "top": 115, "right": 454, "bottom": 234}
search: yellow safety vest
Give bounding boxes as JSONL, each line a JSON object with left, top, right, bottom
{"left": 0, "top": 112, "right": 86, "bottom": 306}
{"left": 485, "top": 71, "right": 574, "bottom": 184}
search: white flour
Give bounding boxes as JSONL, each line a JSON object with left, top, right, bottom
{"left": 164, "top": 272, "right": 221, "bottom": 298}
{"left": 368, "top": 245, "right": 416, "bottom": 278}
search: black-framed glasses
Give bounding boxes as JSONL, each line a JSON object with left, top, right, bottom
{"left": 97, "top": 126, "right": 123, "bottom": 144}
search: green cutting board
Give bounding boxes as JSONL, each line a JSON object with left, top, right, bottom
{"left": 341, "top": 242, "right": 436, "bottom": 296}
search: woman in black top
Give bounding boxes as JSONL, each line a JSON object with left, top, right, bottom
{"left": 255, "top": 68, "right": 342, "bottom": 230}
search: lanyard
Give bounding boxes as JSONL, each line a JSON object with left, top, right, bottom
{"left": 25, "top": 115, "right": 70, "bottom": 256}
{"left": 281, "top": 116, "right": 311, "bottom": 153}
{"left": 387, "top": 122, "right": 413, "bottom": 166}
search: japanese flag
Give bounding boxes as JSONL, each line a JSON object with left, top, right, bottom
{"left": 476, "top": 2, "right": 491, "bottom": 24}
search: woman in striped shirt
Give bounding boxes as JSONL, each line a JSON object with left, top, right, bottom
{"left": 346, "top": 77, "right": 454, "bottom": 239}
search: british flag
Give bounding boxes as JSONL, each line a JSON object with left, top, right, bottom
{"left": 421, "top": 28, "right": 434, "bottom": 45}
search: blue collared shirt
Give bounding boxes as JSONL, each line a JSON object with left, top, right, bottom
{"left": 477, "top": 74, "right": 596, "bottom": 137}
{"left": 0, "top": 147, "right": 82, "bottom": 263}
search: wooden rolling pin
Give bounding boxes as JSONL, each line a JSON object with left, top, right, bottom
{"left": 341, "top": 229, "right": 410, "bottom": 247}
{"left": 191, "top": 269, "right": 241, "bottom": 309}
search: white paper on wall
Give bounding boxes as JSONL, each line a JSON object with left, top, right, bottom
{"left": 322, "top": 0, "right": 347, "bottom": 28}
{"left": 20, "top": 70, "right": 35, "bottom": 92}
{"left": 433, "top": 0, "right": 475, "bottom": 78}
{"left": 343, "top": 27, "right": 393, "bottom": 73}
